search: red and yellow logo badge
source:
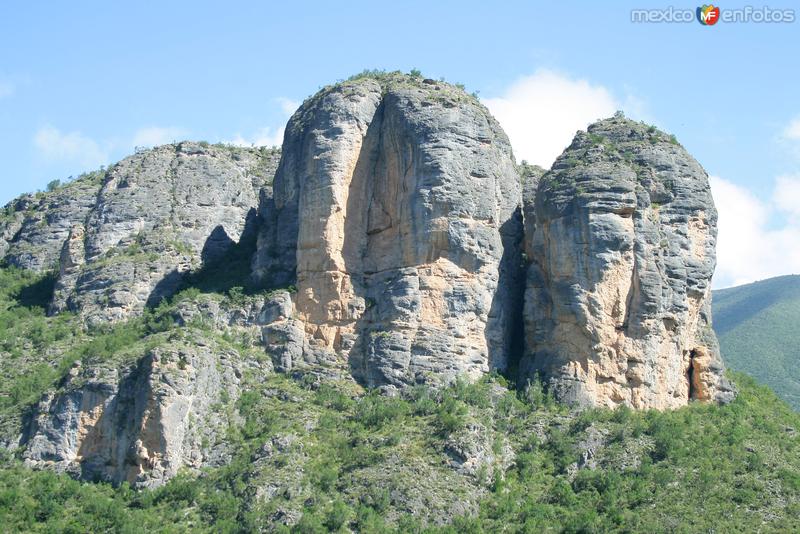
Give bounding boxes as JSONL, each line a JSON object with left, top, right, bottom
{"left": 697, "top": 4, "right": 721, "bottom": 25}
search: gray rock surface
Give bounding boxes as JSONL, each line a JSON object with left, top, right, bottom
{"left": 6, "top": 75, "right": 745, "bottom": 500}
{"left": 3, "top": 143, "right": 280, "bottom": 324}
{"left": 444, "top": 421, "right": 514, "bottom": 479}
{"left": 252, "top": 74, "right": 524, "bottom": 387}
{"left": 1, "top": 172, "right": 103, "bottom": 271}
{"left": 8, "top": 79, "right": 739, "bottom": 503}
{"left": 521, "top": 113, "right": 734, "bottom": 409}
{"left": 49, "top": 143, "right": 280, "bottom": 324}
{"left": 22, "top": 332, "right": 259, "bottom": 488}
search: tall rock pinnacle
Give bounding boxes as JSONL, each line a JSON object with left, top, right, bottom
{"left": 252, "top": 74, "right": 524, "bottom": 387}
{"left": 521, "top": 113, "right": 734, "bottom": 409}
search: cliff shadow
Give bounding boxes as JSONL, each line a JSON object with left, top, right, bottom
{"left": 341, "top": 100, "right": 392, "bottom": 387}
{"left": 487, "top": 207, "right": 526, "bottom": 379}
{"left": 252, "top": 187, "right": 297, "bottom": 290}
{"left": 14, "top": 270, "right": 58, "bottom": 309}
{"left": 145, "top": 208, "right": 262, "bottom": 308}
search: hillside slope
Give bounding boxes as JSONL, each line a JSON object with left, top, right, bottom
{"left": 0, "top": 217, "right": 799, "bottom": 531}
{"left": 0, "top": 70, "right": 794, "bottom": 531}
{"left": 1, "top": 269, "right": 799, "bottom": 532}
{"left": 713, "top": 275, "right": 800, "bottom": 409}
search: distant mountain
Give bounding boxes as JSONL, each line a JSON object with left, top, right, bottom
{"left": 713, "top": 275, "right": 800, "bottom": 409}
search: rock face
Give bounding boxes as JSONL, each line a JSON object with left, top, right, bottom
{"left": 48, "top": 143, "right": 279, "bottom": 324}
{"left": 521, "top": 113, "right": 734, "bottom": 409}
{"left": 8, "top": 75, "right": 741, "bottom": 492}
{"left": 22, "top": 334, "right": 248, "bottom": 487}
{"left": 0, "top": 172, "right": 103, "bottom": 271}
{"left": 19, "top": 289, "right": 288, "bottom": 488}
{"left": 2, "top": 144, "right": 280, "bottom": 325}
{"left": 252, "top": 75, "right": 524, "bottom": 387}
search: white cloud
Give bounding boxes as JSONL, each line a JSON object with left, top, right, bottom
{"left": 773, "top": 174, "right": 800, "bottom": 221}
{"left": 781, "top": 116, "right": 800, "bottom": 160}
{"left": 224, "top": 97, "right": 298, "bottom": 148}
{"left": 0, "top": 81, "right": 13, "bottom": 99}
{"left": 225, "top": 126, "right": 285, "bottom": 148}
{"left": 33, "top": 125, "right": 110, "bottom": 169}
{"left": 783, "top": 116, "right": 800, "bottom": 141}
{"left": 484, "top": 69, "right": 619, "bottom": 168}
{"left": 132, "top": 126, "right": 189, "bottom": 148}
{"left": 276, "top": 97, "right": 300, "bottom": 116}
{"left": 711, "top": 175, "right": 800, "bottom": 288}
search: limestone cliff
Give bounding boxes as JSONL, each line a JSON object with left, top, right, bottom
{"left": 0, "top": 143, "right": 274, "bottom": 326}
{"left": 21, "top": 295, "right": 279, "bottom": 487}
{"left": 253, "top": 75, "right": 524, "bottom": 388}
{"left": 1, "top": 171, "right": 102, "bottom": 271}
{"left": 23, "top": 337, "right": 242, "bottom": 488}
{"left": 521, "top": 113, "right": 734, "bottom": 409}
{"left": 4, "top": 73, "right": 740, "bottom": 492}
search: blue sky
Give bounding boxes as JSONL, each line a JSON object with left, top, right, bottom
{"left": 1, "top": 1, "right": 798, "bottom": 287}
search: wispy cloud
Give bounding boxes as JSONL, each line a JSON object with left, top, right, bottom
{"left": 276, "top": 97, "right": 300, "bottom": 116}
{"left": 33, "top": 125, "right": 110, "bottom": 169}
{"left": 0, "top": 81, "right": 14, "bottom": 99}
{"left": 778, "top": 115, "right": 800, "bottom": 161}
{"left": 484, "top": 69, "right": 620, "bottom": 168}
{"left": 132, "top": 126, "right": 189, "bottom": 148}
{"left": 772, "top": 174, "right": 800, "bottom": 221}
{"left": 711, "top": 175, "right": 800, "bottom": 288}
{"left": 224, "top": 97, "right": 299, "bottom": 148}
{"left": 783, "top": 116, "right": 800, "bottom": 141}
{"left": 225, "top": 126, "right": 285, "bottom": 148}
{"left": 711, "top": 121, "right": 800, "bottom": 286}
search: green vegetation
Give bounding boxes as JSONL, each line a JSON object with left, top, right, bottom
{"left": 587, "top": 132, "right": 606, "bottom": 146}
{"left": 2, "top": 265, "right": 800, "bottom": 531}
{"left": 0, "top": 265, "right": 188, "bottom": 436}
{"left": 320, "top": 69, "right": 481, "bottom": 107}
{"left": 0, "top": 267, "right": 74, "bottom": 433}
{"left": 1, "top": 363, "right": 799, "bottom": 532}
{"left": 541, "top": 117, "right": 689, "bottom": 196}
{"left": 517, "top": 160, "right": 545, "bottom": 184}
{"left": 0, "top": 264, "right": 268, "bottom": 437}
{"left": 713, "top": 275, "right": 800, "bottom": 409}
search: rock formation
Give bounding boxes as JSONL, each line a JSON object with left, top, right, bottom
{"left": 1, "top": 73, "right": 738, "bottom": 490}
{"left": 22, "top": 294, "right": 279, "bottom": 487}
{"left": 521, "top": 113, "right": 734, "bottom": 409}
{"left": 253, "top": 75, "right": 524, "bottom": 388}
{"left": 0, "top": 172, "right": 102, "bottom": 271}
{"left": 23, "top": 333, "right": 249, "bottom": 487}
{"left": 46, "top": 143, "right": 279, "bottom": 325}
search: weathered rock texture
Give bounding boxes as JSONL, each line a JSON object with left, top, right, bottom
{"left": 22, "top": 333, "right": 252, "bottom": 488}
{"left": 253, "top": 75, "right": 524, "bottom": 387}
{"left": 0, "top": 172, "right": 103, "bottom": 271}
{"left": 5, "top": 76, "right": 742, "bottom": 493}
{"left": 2, "top": 144, "right": 280, "bottom": 325}
{"left": 49, "top": 143, "right": 279, "bottom": 324}
{"left": 5, "top": 74, "right": 743, "bottom": 494}
{"left": 521, "top": 113, "right": 734, "bottom": 409}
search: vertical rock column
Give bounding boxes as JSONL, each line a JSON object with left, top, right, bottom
{"left": 522, "top": 114, "right": 734, "bottom": 409}
{"left": 254, "top": 75, "right": 524, "bottom": 386}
